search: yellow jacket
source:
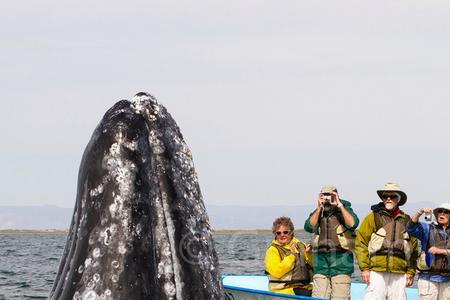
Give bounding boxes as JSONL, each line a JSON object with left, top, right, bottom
{"left": 264, "top": 237, "right": 313, "bottom": 294}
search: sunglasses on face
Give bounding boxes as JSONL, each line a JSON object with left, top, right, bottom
{"left": 437, "top": 209, "right": 450, "bottom": 215}
{"left": 276, "top": 231, "right": 290, "bottom": 236}
{"left": 382, "top": 194, "right": 399, "bottom": 200}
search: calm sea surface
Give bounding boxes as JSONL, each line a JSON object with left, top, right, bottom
{"left": 0, "top": 232, "right": 365, "bottom": 299}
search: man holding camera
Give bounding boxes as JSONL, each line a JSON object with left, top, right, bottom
{"left": 304, "top": 185, "right": 359, "bottom": 299}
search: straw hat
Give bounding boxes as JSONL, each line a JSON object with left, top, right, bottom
{"left": 377, "top": 182, "right": 407, "bottom": 206}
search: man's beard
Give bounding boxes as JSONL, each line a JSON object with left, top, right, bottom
{"left": 385, "top": 203, "right": 396, "bottom": 211}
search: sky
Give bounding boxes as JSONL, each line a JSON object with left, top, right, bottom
{"left": 1, "top": 0, "right": 450, "bottom": 209}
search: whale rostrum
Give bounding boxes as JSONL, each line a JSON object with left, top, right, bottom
{"left": 50, "top": 92, "right": 223, "bottom": 299}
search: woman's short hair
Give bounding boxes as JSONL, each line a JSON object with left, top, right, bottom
{"left": 272, "top": 216, "right": 294, "bottom": 234}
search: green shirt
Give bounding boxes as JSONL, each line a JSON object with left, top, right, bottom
{"left": 304, "top": 199, "right": 359, "bottom": 276}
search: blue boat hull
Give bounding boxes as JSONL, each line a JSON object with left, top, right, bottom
{"left": 222, "top": 275, "right": 419, "bottom": 300}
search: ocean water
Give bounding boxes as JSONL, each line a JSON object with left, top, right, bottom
{"left": 0, "top": 234, "right": 64, "bottom": 299}
{"left": 0, "top": 232, "right": 363, "bottom": 299}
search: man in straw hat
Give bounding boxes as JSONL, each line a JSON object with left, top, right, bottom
{"left": 304, "top": 185, "right": 359, "bottom": 300}
{"left": 407, "top": 203, "right": 450, "bottom": 300}
{"left": 355, "top": 182, "right": 418, "bottom": 300}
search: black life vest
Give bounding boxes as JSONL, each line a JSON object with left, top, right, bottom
{"left": 313, "top": 210, "right": 354, "bottom": 253}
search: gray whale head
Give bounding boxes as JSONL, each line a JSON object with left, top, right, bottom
{"left": 50, "top": 93, "right": 223, "bottom": 299}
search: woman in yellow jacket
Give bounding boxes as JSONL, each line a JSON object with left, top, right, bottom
{"left": 264, "top": 216, "right": 313, "bottom": 296}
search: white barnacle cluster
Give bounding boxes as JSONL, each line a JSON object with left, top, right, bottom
{"left": 74, "top": 288, "right": 113, "bottom": 300}
{"left": 76, "top": 133, "right": 138, "bottom": 299}
{"left": 108, "top": 196, "right": 121, "bottom": 219}
{"left": 123, "top": 140, "right": 137, "bottom": 151}
{"left": 93, "top": 248, "right": 102, "bottom": 258}
{"left": 118, "top": 241, "right": 127, "bottom": 255}
{"left": 104, "top": 138, "right": 137, "bottom": 222}
{"left": 76, "top": 234, "right": 121, "bottom": 299}
{"left": 109, "top": 260, "right": 121, "bottom": 285}
{"left": 135, "top": 223, "right": 142, "bottom": 237}
{"left": 148, "top": 130, "right": 166, "bottom": 154}
{"left": 172, "top": 144, "right": 199, "bottom": 205}
{"left": 157, "top": 244, "right": 174, "bottom": 275}
{"left": 131, "top": 92, "right": 160, "bottom": 122}
{"left": 78, "top": 264, "right": 84, "bottom": 274}
{"left": 84, "top": 257, "right": 93, "bottom": 269}
{"left": 109, "top": 142, "right": 121, "bottom": 156}
{"left": 90, "top": 184, "right": 104, "bottom": 197}
{"left": 176, "top": 151, "right": 194, "bottom": 176}
{"left": 75, "top": 222, "right": 121, "bottom": 298}
{"left": 99, "top": 224, "right": 117, "bottom": 246}
{"left": 168, "top": 132, "right": 195, "bottom": 179}
{"left": 179, "top": 150, "right": 194, "bottom": 173}
{"left": 115, "top": 166, "right": 136, "bottom": 195}
{"left": 164, "top": 282, "right": 177, "bottom": 299}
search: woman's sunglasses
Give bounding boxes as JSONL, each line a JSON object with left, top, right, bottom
{"left": 436, "top": 209, "right": 450, "bottom": 215}
{"left": 276, "top": 231, "right": 290, "bottom": 235}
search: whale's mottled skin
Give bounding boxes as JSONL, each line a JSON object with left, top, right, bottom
{"left": 49, "top": 93, "right": 223, "bottom": 300}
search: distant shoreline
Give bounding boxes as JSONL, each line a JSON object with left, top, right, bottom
{"left": 0, "top": 229, "right": 309, "bottom": 235}
{"left": 212, "top": 229, "right": 308, "bottom": 234}
{"left": 0, "top": 229, "right": 68, "bottom": 234}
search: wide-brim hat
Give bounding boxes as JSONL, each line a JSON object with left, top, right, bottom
{"left": 433, "top": 203, "right": 450, "bottom": 219}
{"left": 377, "top": 182, "right": 407, "bottom": 206}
